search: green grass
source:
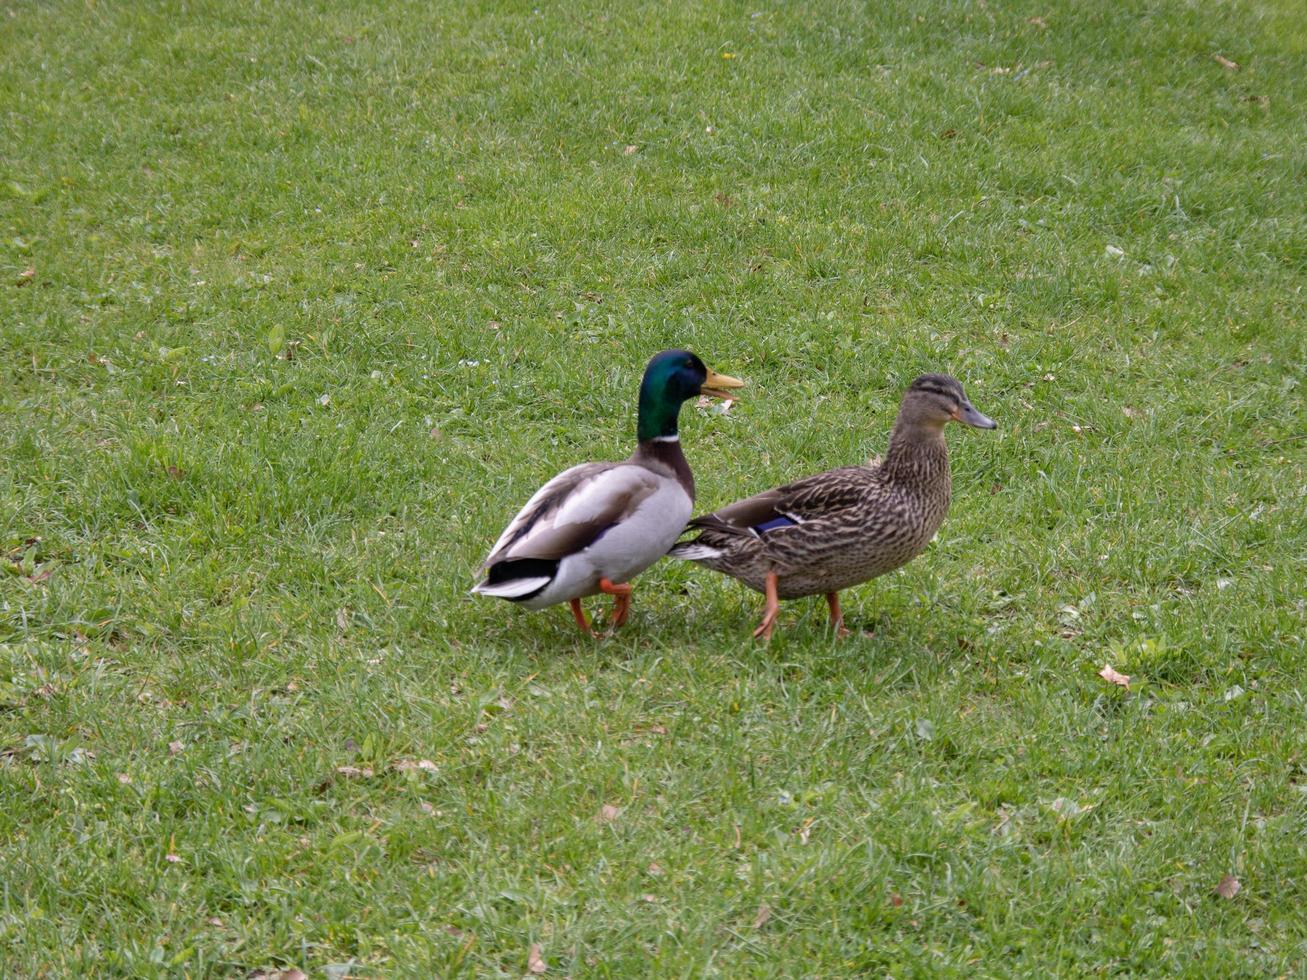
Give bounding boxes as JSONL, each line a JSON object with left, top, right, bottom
{"left": 2, "top": 0, "right": 1305, "bottom": 974}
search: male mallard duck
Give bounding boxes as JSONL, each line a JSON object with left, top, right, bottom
{"left": 669, "top": 374, "right": 994, "bottom": 640}
{"left": 474, "top": 350, "right": 744, "bottom": 635}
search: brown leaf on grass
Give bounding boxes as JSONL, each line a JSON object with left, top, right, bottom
{"left": 623, "top": 145, "right": 638, "bottom": 155}
{"left": 1215, "top": 874, "right": 1241, "bottom": 899}
{"left": 889, "top": 892, "right": 904, "bottom": 907}
{"left": 335, "top": 765, "right": 375, "bottom": 779}
{"left": 1213, "top": 54, "right": 1239, "bottom": 71}
{"left": 1027, "top": 16, "right": 1048, "bottom": 28}
{"left": 168, "top": 740, "right": 184, "bottom": 755}
{"left": 16, "top": 266, "right": 34, "bottom": 286}
{"left": 596, "top": 804, "right": 621, "bottom": 824}
{"left": 752, "top": 903, "right": 772, "bottom": 928}
{"left": 1099, "top": 665, "right": 1131, "bottom": 689}
{"left": 528, "top": 943, "right": 548, "bottom": 974}
{"left": 165, "top": 465, "right": 184, "bottom": 480}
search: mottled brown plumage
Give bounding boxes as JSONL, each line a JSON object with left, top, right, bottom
{"left": 669, "top": 374, "right": 996, "bottom": 639}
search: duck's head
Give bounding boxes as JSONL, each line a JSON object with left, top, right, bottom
{"left": 637, "top": 349, "right": 744, "bottom": 442}
{"left": 901, "top": 374, "right": 996, "bottom": 430}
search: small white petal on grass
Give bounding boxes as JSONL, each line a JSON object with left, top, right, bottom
{"left": 596, "top": 804, "right": 621, "bottom": 824}
{"left": 1099, "top": 665, "right": 1131, "bottom": 689}
{"left": 1224, "top": 685, "right": 1245, "bottom": 702}
{"left": 1216, "top": 578, "right": 1233, "bottom": 590}
{"left": 317, "top": 393, "right": 331, "bottom": 406}
{"left": 528, "top": 943, "right": 548, "bottom": 974}
{"left": 419, "top": 801, "right": 436, "bottom": 814}
{"left": 165, "top": 852, "right": 181, "bottom": 863}
{"left": 1105, "top": 244, "right": 1125, "bottom": 257}
{"left": 1049, "top": 797, "right": 1093, "bottom": 820}
{"left": 752, "top": 903, "right": 772, "bottom": 928}
{"left": 1215, "top": 874, "right": 1241, "bottom": 898}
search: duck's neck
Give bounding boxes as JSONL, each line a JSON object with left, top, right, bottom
{"left": 881, "top": 420, "right": 951, "bottom": 489}
{"left": 633, "top": 383, "right": 695, "bottom": 497}
{"left": 634, "top": 436, "right": 695, "bottom": 500}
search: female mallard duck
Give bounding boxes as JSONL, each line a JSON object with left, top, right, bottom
{"left": 669, "top": 374, "right": 994, "bottom": 640}
{"left": 474, "top": 350, "right": 744, "bottom": 635}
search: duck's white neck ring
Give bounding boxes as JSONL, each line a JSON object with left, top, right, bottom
{"left": 651, "top": 434, "right": 680, "bottom": 443}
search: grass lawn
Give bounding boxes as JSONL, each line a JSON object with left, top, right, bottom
{"left": 2, "top": 0, "right": 1305, "bottom": 974}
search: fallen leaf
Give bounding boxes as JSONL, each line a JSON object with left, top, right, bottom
{"left": 335, "top": 765, "right": 374, "bottom": 778}
{"left": 596, "top": 804, "right": 621, "bottom": 824}
{"left": 394, "top": 758, "right": 439, "bottom": 773}
{"left": 116, "top": 772, "right": 132, "bottom": 784}
{"left": 205, "top": 916, "right": 223, "bottom": 927}
{"left": 1027, "top": 15, "right": 1048, "bottom": 28}
{"left": 641, "top": 893, "right": 657, "bottom": 903}
{"left": 752, "top": 903, "right": 771, "bottom": 928}
{"left": 647, "top": 861, "right": 665, "bottom": 877}
{"left": 528, "top": 943, "right": 547, "bottom": 974}
{"left": 16, "top": 265, "right": 34, "bottom": 285}
{"left": 168, "top": 740, "right": 184, "bottom": 756}
{"left": 1099, "top": 665, "right": 1131, "bottom": 689}
{"left": 623, "top": 145, "right": 638, "bottom": 155}
{"left": 1213, "top": 54, "right": 1239, "bottom": 71}
{"left": 1122, "top": 406, "right": 1136, "bottom": 418}
{"left": 1215, "top": 873, "right": 1241, "bottom": 898}
{"left": 419, "top": 801, "right": 435, "bottom": 814}
{"left": 889, "top": 892, "right": 904, "bottom": 907}
{"left": 165, "top": 852, "right": 181, "bottom": 863}
{"left": 166, "top": 465, "right": 184, "bottom": 480}
{"left": 914, "top": 718, "right": 935, "bottom": 741}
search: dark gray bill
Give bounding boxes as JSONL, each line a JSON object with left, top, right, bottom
{"left": 957, "top": 402, "right": 997, "bottom": 429}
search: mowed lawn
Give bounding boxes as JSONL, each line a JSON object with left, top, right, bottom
{"left": 2, "top": 0, "right": 1305, "bottom": 974}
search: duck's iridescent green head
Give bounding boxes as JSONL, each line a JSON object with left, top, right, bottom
{"left": 636, "top": 349, "right": 744, "bottom": 442}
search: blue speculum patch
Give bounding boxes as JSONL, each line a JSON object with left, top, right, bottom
{"left": 753, "top": 516, "right": 796, "bottom": 534}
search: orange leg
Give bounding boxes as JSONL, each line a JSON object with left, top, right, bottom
{"left": 752, "top": 572, "right": 781, "bottom": 642}
{"left": 825, "top": 592, "right": 851, "bottom": 639}
{"left": 598, "top": 578, "right": 633, "bottom": 628}
{"left": 569, "top": 598, "right": 594, "bottom": 636}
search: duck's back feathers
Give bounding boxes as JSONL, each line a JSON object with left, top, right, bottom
{"left": 686, "top": 465, "right": 873, "bottom": 537}
{"left": 482, "top": 463, "right": 661, "bottom": 567}
{"left": 476, "top": 460, "right": 691, "bottom": 608}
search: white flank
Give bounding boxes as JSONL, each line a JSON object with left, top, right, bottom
{"left": 471, "top": 576, "right": 552, "bottom": 598}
